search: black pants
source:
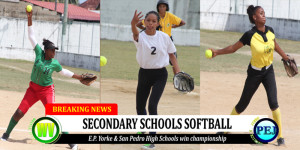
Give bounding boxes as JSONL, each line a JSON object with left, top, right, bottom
{"left": 136, "top": 67, "right": 168, "bottom": 116}
{"left": 235, "top": 64, "right": 279, "bottom": 113}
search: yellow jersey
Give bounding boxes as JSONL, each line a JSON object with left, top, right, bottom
{"left": 143, "top": 12, "right": 182, "bottom": 37}
{"left": 240, "top": 26, "right": 275, "bottom": 68}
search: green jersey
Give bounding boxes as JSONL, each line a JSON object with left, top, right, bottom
{"left": 31, "top": 44, "right": 62, "bottom": 86}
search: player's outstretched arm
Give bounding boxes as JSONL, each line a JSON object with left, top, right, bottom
{"left": 72, "top": 74, "right": 83, "bottom": 80}
{"left": 210, "top": 41, "right": 244, "bottom": 58}
{"left": 131, "top": 10, "right": 143, "bottom": 41}
{"left": 58, "top": 68, "right": 83, "bottom": 80}
{"left": 26, "top": 8, "right": 32, "bottom": 26}
{"left": 59, "top": 69, "right": 97, "bottom": 86}
{"left": 169, "top": 53, "right": 180, "bottom": 74}
{"left": 26, "top": 8, "right": 37, "bottom": 48}
{"left": 274, "top": 40, "right": 289, "bottom": 61}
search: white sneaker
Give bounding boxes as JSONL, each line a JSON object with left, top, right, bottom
{"left": 69, "top": 144, "right": 78, "bottom": 150}
{"left": 72, "top": 144, "right": 78, "bottom": 150}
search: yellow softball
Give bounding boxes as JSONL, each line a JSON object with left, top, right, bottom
{"left": 205, "top": 49, "right": 212, "bottom": 59}
{"left": 26, "top": 5, "right": 32, "bottom": 13}
{"left": 100, "top": 56, "right": 107, "bottom": 67}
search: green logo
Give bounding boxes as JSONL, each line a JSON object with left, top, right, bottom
{"left": 264, "top": 45, "right": 272, "bottom": 54}
{"left": 32, "top": 117, "right": 60, "bottom": 143}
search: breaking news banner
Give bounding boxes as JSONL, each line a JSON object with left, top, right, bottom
{"left": 30, "top": 104, "right": 278, "bottom": 144}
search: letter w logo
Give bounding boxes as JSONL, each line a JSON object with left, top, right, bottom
{"left": 37, "top": 123, "right": 55, "bottom": 137}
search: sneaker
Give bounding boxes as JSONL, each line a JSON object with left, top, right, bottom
{"left": 141, "top": 144, "right": 155, "bottom": 150}
{"left": 277, "top": 138, "right": 285, "bottom": 146}
{"left": 68, "top": 144, "right": 78, "bottom": 150}
{"left": 1, "top": 133, "right": 9, "bottom": 141}
{"left": 137, "top": 132, "right": 145, "bottom": 134}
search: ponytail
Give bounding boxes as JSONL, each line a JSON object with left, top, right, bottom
{"left": 247, "top": 5, "right": 261, "bottom": 24}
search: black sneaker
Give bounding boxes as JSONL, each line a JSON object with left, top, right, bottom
{"left": 1, "top": 133, "right": 9, "bottom": 141}
{"left": 277, "top": 138, "right": 285, "bottom": 146}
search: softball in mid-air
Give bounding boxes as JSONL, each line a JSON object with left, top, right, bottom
{"left": 100, "top": 56, "right": 107, "bottom": 67}
{"left": 205, "top": 49, "right": 213, "bottom": 59}
{"left": 26, "top": 5, "right": 32, "bottom": 12}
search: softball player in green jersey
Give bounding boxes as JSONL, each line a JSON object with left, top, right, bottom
{"left": 1, "top": 8, "right": 83, "bottom": 150}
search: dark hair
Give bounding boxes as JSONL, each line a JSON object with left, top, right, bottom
{"left": 43, "top": 38, "right": 58, "bottom": 50}
{"left": 144, "top": 11, "right": 162, "bottom": 30}
{"left": 247, "top": 5, "right": 262, "bottom": 24}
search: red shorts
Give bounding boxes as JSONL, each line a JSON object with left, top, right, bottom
{"left": 18, "top": 81, "right": 55, "bottom": 114}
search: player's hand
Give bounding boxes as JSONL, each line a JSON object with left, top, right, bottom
{"left": 131, "top": 10, "right": 143, "bottom": 26}
{"left": 210, "top": 48, "right": 217, "bottom": 58}
{"left": 25, "top": 8, "right": 32, "bottom": 18}
{"left": 283, "top": 54, "right": 289, "bottom": 61}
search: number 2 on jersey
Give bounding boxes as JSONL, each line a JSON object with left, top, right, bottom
{"left": 151, "top": 47, "right": 156, "bottom": 55}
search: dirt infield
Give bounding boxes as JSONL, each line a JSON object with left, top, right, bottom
{"left": 101, "top": 78, "right": 200, "bottom": 150}
{"left": 0, "top": 90, "right": 100, "bottom": 150}
{"left": 200, "top": 71, "right": 300, "bottom": 150}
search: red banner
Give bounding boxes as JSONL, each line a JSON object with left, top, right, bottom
{"left": 45, "top": 103, "right": 118, "bottom": 115}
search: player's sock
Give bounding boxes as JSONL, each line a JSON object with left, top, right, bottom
{"left": 216, "top": 108, "right": 239, "bottom": 134}
{"left": 272, "top": 108, "right": 283, "bottom": 139}
{"left": 5, "top": 117, "right": 18, "bottom": 136}
{"left": 230, "top": 108, "right": 239, "bottom": 115}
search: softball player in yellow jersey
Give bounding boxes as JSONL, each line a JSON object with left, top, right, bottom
{"left": 210, "top": 5, "right": 289, "bottom": 146}
{"left": 137, "top": 0, "right": 185, "bottom": 37}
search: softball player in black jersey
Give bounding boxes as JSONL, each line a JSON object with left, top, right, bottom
{"left": 210, "top": 5, "right": 289, "bottom": 146}
{"left": 131, "top": 10, "right": 181, "bottom": 149}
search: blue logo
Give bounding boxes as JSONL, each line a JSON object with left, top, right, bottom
{"left": 253, "top": 118, "right": 278, "bottom": 143}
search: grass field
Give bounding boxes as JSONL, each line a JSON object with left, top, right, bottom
{"left": 100, "top": 39, "right": 200, "bottom": 85}
{"left": 200, "top": 29, "right": 300, "bottom": 77}
{"left": 0, "top": 58, "right": 100, "bottom": 99}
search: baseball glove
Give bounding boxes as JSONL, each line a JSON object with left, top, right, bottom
{"left": 80, "top": 73, "right": 97, "bottom": 86}
{"left": 282, "top": 55, "right": 298, "bottom": 77}
{"left": 173, "top": 72, "right": 194, "bottom": 93}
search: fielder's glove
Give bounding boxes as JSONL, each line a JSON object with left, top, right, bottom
{"left": 282, "top": 55, "right": 298, "bottom": 77}
{"left": 80, "top": 73, "right": 97, "bottom": 86}
{"left": 173, "top": 72, "right": 194, "bottom": 92}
